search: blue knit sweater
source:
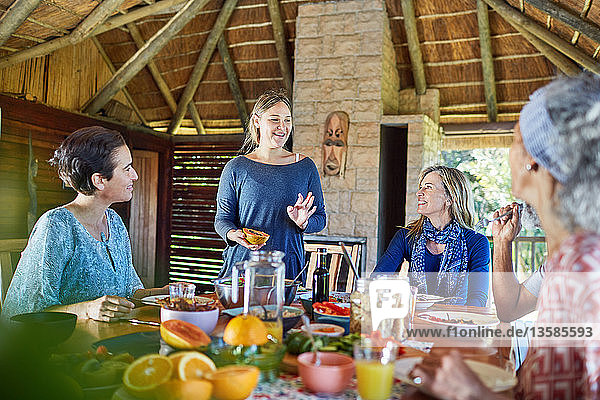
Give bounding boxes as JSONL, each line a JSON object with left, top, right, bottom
{"left": 214, "top": 156, "right": 327, "bottom": 279}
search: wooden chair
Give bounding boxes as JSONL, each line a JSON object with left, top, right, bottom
{"left": 0, "top": 239, "right": 28, "bottom": 307}
{"left": 304, "top": 242, "right": 362, "bottom": 293}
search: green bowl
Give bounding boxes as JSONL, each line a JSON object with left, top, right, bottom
{"left": 204, "top": 337, "right": 286, "bottom": 382}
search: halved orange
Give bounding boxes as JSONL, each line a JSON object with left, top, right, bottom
{"left": 242, "top": 228, "right": 270, "bottom": 245}
{"left": 154, "top": 379, "right": 212, "bottom": 400}
{"left": 223, "top": 314, "right": 268, "bottom": 346}
{"left": 168, "top": 351, "right": 203, "bottom": 379}
{"left": 160, "top": 319, "right": 211, "bottom": 349}
{"left": 122, "top": 354, "right": 173, "bottom": 398}
{"left": 205, "top": 365, "right": 260, "bottom": 400}
{"left": 178, "top": 352, "right": 216, "bottom": 381}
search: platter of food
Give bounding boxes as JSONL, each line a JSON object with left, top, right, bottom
{"left": 140, "top": 295, "right": 213, "bottom": 307}
{"left": 416, "top": 311, "right": 499, "bottom": 328}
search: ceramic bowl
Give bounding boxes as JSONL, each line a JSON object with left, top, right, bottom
{"left": 312, "top": 303, "right": 350, "bottom": 335}
{"left": 160, "top": 307, "right": 219, "bottom": 335}
{"left": 10, "top": 311, "right": 77, "bottom": 347}
{"left": 301, "top": 323, "right": 345, "bottom": 337}
{"left": 213, "top": 278, "right": 299, "bottom": 309}
{"left": 297, "top": 352, "right": 355, "bottom": 394}
{"left": 223, "top": 306, "right": 304, "bottom": 336}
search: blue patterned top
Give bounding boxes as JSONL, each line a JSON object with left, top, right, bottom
{"left": 2, "top": 207, "right": 143, "bottom": 318}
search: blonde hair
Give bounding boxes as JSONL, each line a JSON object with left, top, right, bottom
{"left": 239, "top": 89, "right": 292, "bottom": 155}
{"left": 407, "top": 165, "right": 475, "bottom": 239}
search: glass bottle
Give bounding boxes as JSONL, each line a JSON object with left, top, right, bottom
{"left": 312, "top": 248, "right": 329, "bottom": 306}
{"left": 350, "top": 278, "right": 365, "bottom": 334}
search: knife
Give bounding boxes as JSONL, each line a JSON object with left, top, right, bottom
{"left": 127, "top": 319, "right": 160, "bottom": 327}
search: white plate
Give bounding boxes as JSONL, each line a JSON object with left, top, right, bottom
{"left": 415, "top": 294, "right": 445, "bottom": 310}
{"left": 140, "top": 295, "right": 212, "bottom": 307}
{"left": 394, "top": 357, "right": 517, "bottom": 392}
{"left": 417, "top": 311, "right": 499, "bottom": 328}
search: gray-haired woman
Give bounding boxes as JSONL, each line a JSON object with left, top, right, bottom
{"left": 214, "top": 89, "right": 327, "bottom": 279}
{"left": 413, "top": 73, "right": 600, "bottom": 399}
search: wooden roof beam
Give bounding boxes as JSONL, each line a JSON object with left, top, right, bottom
{"left": 70, "top": 0, "right": 127, "bottom": 42}
{"left": 83, "top": 0, "right": 211, "bottom": 116}
{"left": 267, "top": 0, "right": 292, "bottom": 94}
{"left": 167, "top": 0, "right": 238, "bottom": 135}
{"left": 126, "top": 22, "right": 205, "bottom": 134}
{"left": 477, "top": 0, "right": 498, "bottom": 122}
{"left": 481, "top": 0, "right": 598, "bottom": 74}
{"left": 401, "top": 0, "right": 426, "bottom": 95}
{"left": 524, "top": 0, "right": 600, "bottom": 45}
{"left": 91, "top": 37, "right": 148, "bottom": 126}
{"left": 0, "top": 0, "right": 189, "bottom": 70}
{"left": 0, "top": 0, "right": 43, "bottom": 47}
{"left": 218, "top": 35, "right": 248, "bottom": 127}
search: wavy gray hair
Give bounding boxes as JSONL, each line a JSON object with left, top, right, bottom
{"left": 543, "top": 73, "right": 600, "bottom": 233}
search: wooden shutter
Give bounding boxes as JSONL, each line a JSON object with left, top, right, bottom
{"left": 170, "top": 140, "right": 241, "bottom": 292}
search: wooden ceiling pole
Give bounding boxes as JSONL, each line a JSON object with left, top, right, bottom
{"left": 91, "top": 37, "right": 148, "bottom": 125}
{"left": 476, "top": 0, "right": 498, "bottom": 122}
{"left": 266, "top": 0, "right": 292, "bottom": 94}
{"left": 0, "top": 0, "right": 42, "bottom": 47}
{"left": 524, "top": 0, "right": 600, "bottom": 44}
{"left": 400, "top": 0, "right": 426, "bottom": 95}
{"left": 482, "top": 0, "right": 600, "bottom": 73}
{"left": 126, "top": 22, "right": 205, "bottom": 134}
{"left": 83, "top": 0, "right": 210, "bottom": 116}
{"left": 0, "top": 0, "right": 189, "bottom": 69}
{"left": 167, "top": 0, "right": 238, "bottom": 135}
{"left": 218, "top": 35, "right": 248, "bottom": 127}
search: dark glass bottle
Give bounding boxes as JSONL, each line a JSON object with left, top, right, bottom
{"left": 312, "top": 248, "right": 330, "bottom": 306}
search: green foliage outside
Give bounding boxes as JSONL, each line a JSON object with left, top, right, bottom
{"left": 441, "top": 148, "right": 546, "bottom": 275}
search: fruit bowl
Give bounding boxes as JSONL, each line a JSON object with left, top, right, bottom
{"left": 214, "top": 278, "right": 299, "bottom": 309}
{"left": 10, "top": 311, "right": 77, "bottom": 347}
{"left": 242, "top": 228, "right": 270, "bottom": 245}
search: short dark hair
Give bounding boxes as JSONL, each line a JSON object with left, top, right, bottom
{"left": 49, "top": 126, "right": 126, "bottom": 195}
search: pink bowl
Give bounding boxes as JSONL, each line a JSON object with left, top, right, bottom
{"left": 297, "top": 352, "right": 355, "bottom": 394}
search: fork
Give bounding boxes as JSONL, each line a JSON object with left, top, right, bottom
{"left": 474, "top": 204, "right": 522, "bottom": 232}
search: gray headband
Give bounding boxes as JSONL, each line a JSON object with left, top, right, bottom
{"left": 518, "top": 87, "right": 568, "bottom": 184}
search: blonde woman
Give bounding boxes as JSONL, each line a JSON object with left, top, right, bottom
{"left": 374, "top": 165, "right": 490, "bottom": 306}
{"left": 214, "top": 89, "right": 326, "bottom": 279}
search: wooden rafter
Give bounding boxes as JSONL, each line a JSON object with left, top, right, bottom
{"left": 167, "top": 0, "right": 238, "bottom": 135}
{"left": 83, "top": 0, "right": 210, "bottom": 116}
{"left": 477, "top": 0, "right": 498, "bottom": 122}
{"left": 266, "top": 0, "right": 292, "bottom": 94}
{"left": 0, "top": 0, "right": 42, "bottom": 47}
{"left": 482, "top": 0, "right": 599, "bottom": 73}
{"left": 126, "top": 22, "right": 205, "bottom": 134}
{"left": 524, "top": 0, "right": 600, "bottom": 45}
{"left": 70, "top": 0, "right": 127, "bottom": 41}
{"left": 400, "top": 0, "right": 426, "bottom": 95}
{"left": 0, "top": 0, "right": 189, "bottom": 70}
{"left": 91, "top": 37, "right": 148, "bottom": 125}
{"left": 217, "top": 35, "right": 248, "bottom": 126}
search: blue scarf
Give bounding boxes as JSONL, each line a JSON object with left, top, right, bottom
{"left": 410, "top": 218, "right": 468, "bottom": 305}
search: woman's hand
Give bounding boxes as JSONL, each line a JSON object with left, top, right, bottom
{"left": 411, "top": 351, "right": 496, "bottom": 400}
{"left": 226, "top": 229, "right": 264, "bottom": 251}
{"left": 86, "top": 295, "right": 135, "bottom": 322}
{"left": 287, "top": 192, "right": 317, "bottom": 230}
{"left": 491, "top": 202, "right": 522, "bottom": 243}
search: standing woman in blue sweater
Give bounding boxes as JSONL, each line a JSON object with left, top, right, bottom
{"left": 374, "top": 165, "right": 490, "bottom": 306}
{"left": 214, "top": 89, "right": 327, "bottom": 279}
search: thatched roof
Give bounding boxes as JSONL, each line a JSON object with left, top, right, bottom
{"left": 0, "top": 0, "right": 597, "bottom": 133}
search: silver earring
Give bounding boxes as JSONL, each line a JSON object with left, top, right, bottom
{"left": 525, "top": 164, "right": 533, "bottom": 171}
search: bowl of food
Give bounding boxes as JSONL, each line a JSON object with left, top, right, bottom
{"left": 223, "top": 306, "right": 304, "bottom": 336}
{"left": 10, "top": 311, "right": 77, "bottom": 347}
{"left": 242, "top": 228, "right": 270, "bottom": 245}
{"left": 312, "top": 302, "right": 351, "bottom": 335}
{"left": 214, "top": 278, "right": 299, "bottom": 309}
{"left": 297, "top": 351, "right": 355, "bottom": 394}
{"left": 301, "top": 323, "right": 345, "bottom": 337}
{"left": 159, "top": 297, "right": 219, "bottom": 335}
{"left": 299, "top": 292, "right": 351, "bottom": 316}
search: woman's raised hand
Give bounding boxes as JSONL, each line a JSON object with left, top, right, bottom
{"left": 86, "top": 295, "right": 135, "bottom": 322}
{"left": 287, "top": 192, "right": 317, "bottom": 230}
{"left": 226, "top": 229, "right": 264, "bottom": 251}
{"left": 491, "top": 202, "right": 522, "bottom": 243}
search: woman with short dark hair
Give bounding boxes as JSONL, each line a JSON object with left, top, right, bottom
{"left": 2, "top": 126, "right": 166, "bottom": 321}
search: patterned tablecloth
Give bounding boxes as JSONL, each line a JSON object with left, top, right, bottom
{"left": 253, "top": 374, "right": 408, "bottom": 399}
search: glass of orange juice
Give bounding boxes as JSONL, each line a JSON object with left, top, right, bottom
{"left": 354, "top": 339, "right": 398, "bottom": 400}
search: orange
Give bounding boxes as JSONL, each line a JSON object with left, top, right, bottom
{"left": 205, "top": 365, "right": 260, "bottom": 400}
{"left": 223, "top": 314, "right": 268, "bottom": 346}
{"left": 178, "top": 352, "right": 216, "bottom": 381}
{"left": 122, "top": 354, "right": 173, "bottom": 398}
{"left": 168, "top": 351, "right": 198, "bottom": 379}
{"left": 154, "top": 379, "right": 212, "bottom": 400}
{"left": 160, "top": 320, "right": 211, "bottom": 349}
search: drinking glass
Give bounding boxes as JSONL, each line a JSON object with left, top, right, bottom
{"left": 354, "top": 339, "right": 398, "bottom": 400}
{"left": 169, "top": 282, "right": 195, "bottom": 301}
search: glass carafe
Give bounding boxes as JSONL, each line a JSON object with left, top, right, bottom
{"left": 232, "top": 250, "right": 285, "bottom": 343}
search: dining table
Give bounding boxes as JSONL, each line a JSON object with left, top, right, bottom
{"left": 56, "top": 295, "right": 516, "bottom": 399}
